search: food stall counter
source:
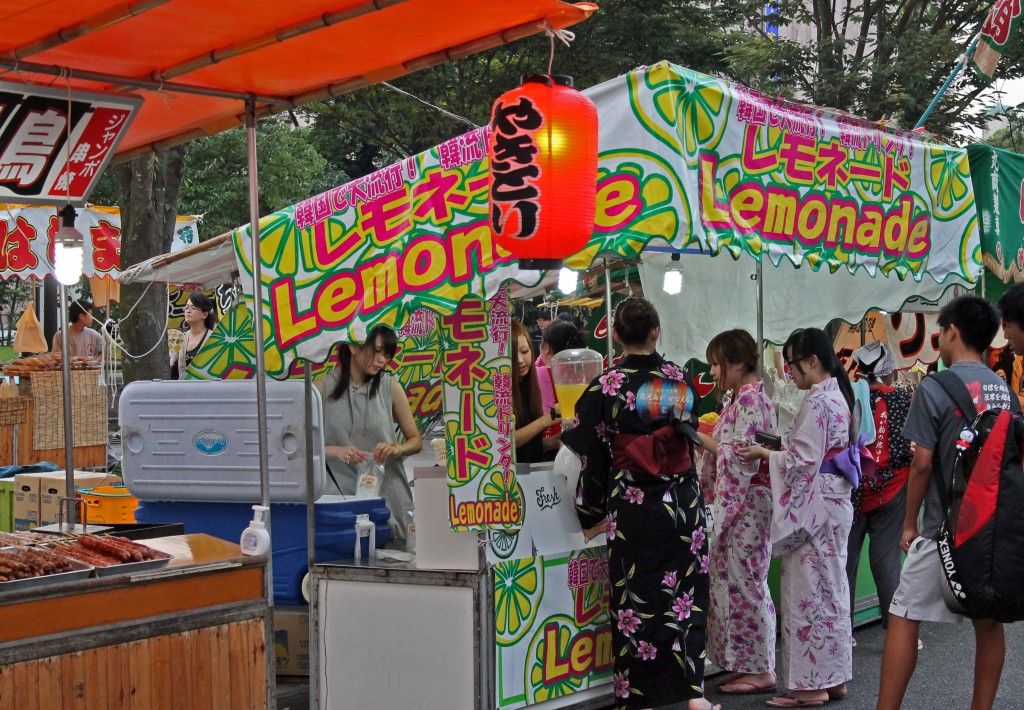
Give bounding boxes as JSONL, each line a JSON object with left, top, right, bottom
{"left": 0, "top": 533, "right": 269, "bottom": 709}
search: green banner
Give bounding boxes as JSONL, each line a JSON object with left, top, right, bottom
{"left": 968, "top": 143, "right": 1024, "bottom": 285}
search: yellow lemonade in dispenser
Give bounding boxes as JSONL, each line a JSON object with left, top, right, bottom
{"left": 551, "top": 348, "right": 604, "bottom": 423}
{"left": 554, "top": 383, "right": 589, "bottom": 420}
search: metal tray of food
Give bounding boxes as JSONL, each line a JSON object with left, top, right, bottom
{"left": 93, "top": 555, "right": 172, "bottom": 577}
{"left": 0, "top": 548, "right": 93, "bottom": 592}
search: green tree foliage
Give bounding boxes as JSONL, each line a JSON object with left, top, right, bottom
{"left": 178, "top": 116, "right": 332, "bottom": 240}
{"left": 0, "top": 279, "right": 31, "bottom": 346}
{"left": 300, "top": 0, "right": 746, "bottom": 172}
{"left": 986, "top": 108, "right": 1024, "bottom": 153}
{"left": 723, "top": 0, "right": 1024, "bottom": 139}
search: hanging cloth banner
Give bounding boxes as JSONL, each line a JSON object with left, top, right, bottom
{"left": 0, "top": 205, "right": 198, "bottom": 281}
{"left": 972, "top": 0, "right": 1024, "bottom": 84}
{"left": 440, "top": 286, "right": 523, "bottom": 531}
{"left": 834, "top": 310, "right": 943, "bottom": 371}
{"left": 968, "top": 143, "right": 1024, "bottom": 283}
{"left": 224, "top": 62, "right": 980, "bottom": 381}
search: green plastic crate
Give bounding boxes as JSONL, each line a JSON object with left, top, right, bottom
{"left": 0, "top": 478, "right": 13, "bottom": 533}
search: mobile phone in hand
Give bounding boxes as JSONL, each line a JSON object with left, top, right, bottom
{"left": 755, "top": 430, "right": 782, "bottom": 450}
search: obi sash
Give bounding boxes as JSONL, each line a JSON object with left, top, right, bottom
{"left": 819, "top": 432, "right": 876, "bottom": 488}
{"left": 611, "top": 425, "right": 693, "bottom": 477}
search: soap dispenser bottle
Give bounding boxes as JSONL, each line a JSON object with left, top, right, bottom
{"left": 240, "top": 505, "right": 271, "bottom": 556}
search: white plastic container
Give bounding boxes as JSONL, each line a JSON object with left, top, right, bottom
{"left": 119, "top": 379, "right": 325, "bottom": 503}
{"left": 240, "top": 505, "right": 271, "bottom": 556}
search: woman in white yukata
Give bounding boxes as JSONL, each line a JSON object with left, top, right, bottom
{"left": 741, "top": 328, "right": 855, "bottom": 708}
{"left": 697, "top": 329, "right": 778, "bottom": 696}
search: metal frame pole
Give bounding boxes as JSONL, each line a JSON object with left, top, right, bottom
{"left": 245, "top": 99, "right": 276, "bottom": 710}
{"left": 755, "top": 258, "right": 765, "bottom": 375}
{"left": 303, "top": 363, "right": 318, "bottom": 709}
{"left": 604, "top": 259, "right": 614, "bottom": 361}
{"left": 59, "top": 284, "right": 76, "bottom": 526}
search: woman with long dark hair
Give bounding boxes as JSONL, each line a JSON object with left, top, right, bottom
{"left": 172, "top": 292, "right": 217, "bottom": 379}
{"left": 511, "top": 319, "right": 560, "bottom": 463}
{"left": 696, "top": 329, "right": 778, "bottom": 695}
{"left": 740, "top": 327, "right": 855, "bottom": 708}
{"left": 321, "top": 326, "right": 422, "bottom": 548}
{"left": 564, "top": 297, "right": 717, "bottom": 710}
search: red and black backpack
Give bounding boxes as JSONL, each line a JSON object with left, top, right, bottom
{"left": 932, "top": 371, "right": 1024, "bottom": 622}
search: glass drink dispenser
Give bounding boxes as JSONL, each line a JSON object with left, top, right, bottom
{"left": 550, "top": 348, "right": 604, "bottom": 421}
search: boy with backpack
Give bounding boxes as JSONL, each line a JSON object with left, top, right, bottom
{"left": 876, "top": 296, "right": 1011, "bottom": 710}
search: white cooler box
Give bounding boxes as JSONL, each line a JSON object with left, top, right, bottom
{"left": 119, "top": 379, "right": 325, "bottom": 503}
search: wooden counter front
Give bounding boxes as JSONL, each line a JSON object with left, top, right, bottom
{"left": 0, "top": 534, "right": 269, "bottom": 709}
{"left": 0, "top": 397, "right": 105, "bottom": 468}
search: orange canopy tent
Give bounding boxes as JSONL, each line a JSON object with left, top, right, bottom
{"left": 0, "top": 0, "right": 596, "bottom": 160}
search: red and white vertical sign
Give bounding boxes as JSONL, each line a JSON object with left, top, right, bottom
{"left": 0, "top": 82, "right": 140, "bottom": 205}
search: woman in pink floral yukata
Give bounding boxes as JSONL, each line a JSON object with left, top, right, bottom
{"left": 564, "top": 298, "right": 718, "bottom": 710}
{"left": 741, "top": 328, "right": 855, "bottom": 708}
{"left": 696, "top": 329, "right": 778, "bottom": 696}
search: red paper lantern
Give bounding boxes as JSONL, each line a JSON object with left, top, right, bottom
{"left": 488, "top": 75, "right": 598, "bottom": 270}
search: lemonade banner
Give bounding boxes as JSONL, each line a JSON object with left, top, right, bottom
{"left": 0, "top": 204, "right": 198, "bottom": 281}
{"left": 441, "top": 288, "right": 524, "bottom": 531}
{"left": 583, "top": 62, "right": 979, "bottom": 282}
{"left": 186, "top": 300, "right": 446, "bottom": 438}
{"left": 494, "top": 550, "right": 612, "bottom": 709}
{"left": 221, "top": 61, "right": 977, "bottom": 380}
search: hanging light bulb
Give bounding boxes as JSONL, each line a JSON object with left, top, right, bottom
{"left": 663, "top": 252, "right": 683, "bottom": 295}
{"left": 54, "top": 204, "right": 84, "bottom": 287}
{"left": 558, "top": 267, "right": 578, "bottom": 295}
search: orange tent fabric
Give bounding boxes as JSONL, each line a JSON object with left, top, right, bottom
{"left": 0, "top": 0, "right": 596, "bottom": 160}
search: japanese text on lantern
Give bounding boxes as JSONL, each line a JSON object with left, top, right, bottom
{"left": 489, "top": 95, "right": 543, "bottom": 239}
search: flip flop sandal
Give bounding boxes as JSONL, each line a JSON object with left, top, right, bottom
{"left": 766, "top": 694, "right": 826, "bottom": 707}
{"left": 719, "top": 679, "right": 778, "bottom": 695}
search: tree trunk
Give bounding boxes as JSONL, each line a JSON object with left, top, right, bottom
{"left": 113, "top": 146, "right": 188, "bottom": 385}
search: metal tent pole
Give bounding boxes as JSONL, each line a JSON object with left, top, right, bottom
{"left": 59, "top": 284, "right": 76, "bottom": 526}
{"left": 304, "top": 362, "right": 319, "bottom": 710}
{"left": 604, "top": 259, "right": 614, "bottom": 361}
{"left": 755, "top": 258, "right": 765, "bottom": 375}
{"left": 245, "top": 99, "right": 276, "bottom": 710}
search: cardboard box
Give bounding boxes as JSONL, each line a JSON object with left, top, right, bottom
{"left": 0, "top": 478, "right": 14, "bottom": 532}
{"left": 273, "top": 606, "right": 309, "bottom": 676}
{"left": 38, "top": 471, "right": 118, "bottom": 526}
{"left": 13, "top": 471, "right": 53, "bottom": 531}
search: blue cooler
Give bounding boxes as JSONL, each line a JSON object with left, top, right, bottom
{"left": 134, "top": 497, "right": 390, "bottom": 604}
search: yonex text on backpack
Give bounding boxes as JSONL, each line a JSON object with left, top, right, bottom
{"left": 932, "top": 371, "right": 1024, "bottom": 622}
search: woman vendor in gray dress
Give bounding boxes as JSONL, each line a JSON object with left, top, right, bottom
{"left": 321, "top": 326, "right": 422, "bottom": 549}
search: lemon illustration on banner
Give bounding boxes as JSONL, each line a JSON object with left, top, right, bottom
{"left": 926, "top": 147, "right": 972, "bottom": 221}
{"left": 526, "top": 614, "right": 587, "bottom": 703}
{"left": 479, "top": 468, "right": 525, "bottom": 531}
{"left": 494, "top": 556, "right": 543, "bottom": 646}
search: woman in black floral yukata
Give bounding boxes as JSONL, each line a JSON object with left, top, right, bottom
{"left": 563, "top": 297, "right": 718, "bottom": 710}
